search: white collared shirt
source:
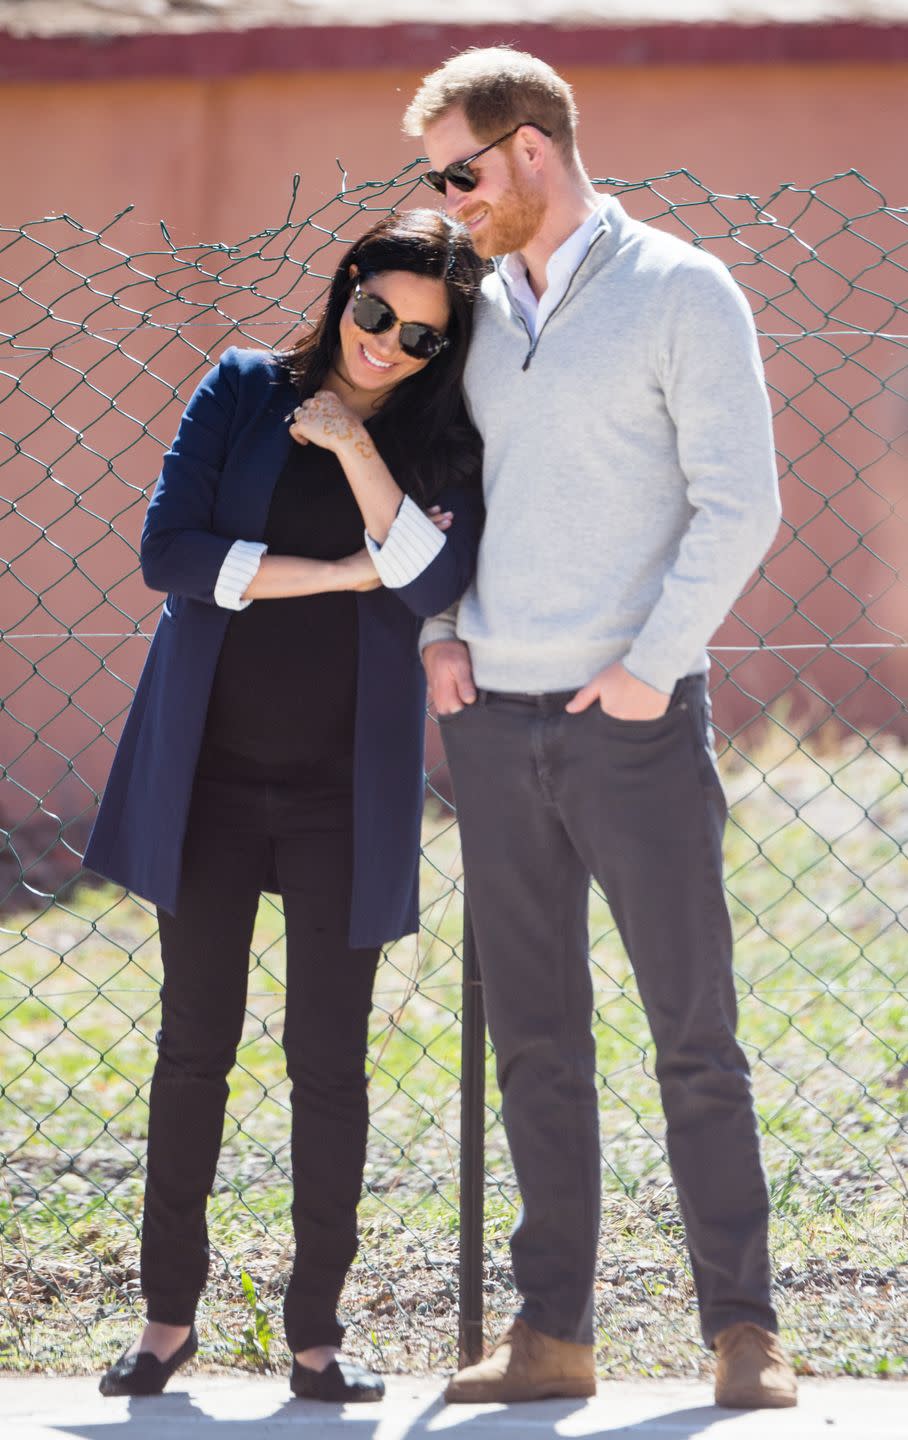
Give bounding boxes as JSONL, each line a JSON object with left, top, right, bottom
{"left": 498, "top": 203, "right": 608, "bottom": 341}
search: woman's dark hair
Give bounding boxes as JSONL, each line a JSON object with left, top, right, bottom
{"left": 280, "top": 209, "right": 486, "bottom": 502}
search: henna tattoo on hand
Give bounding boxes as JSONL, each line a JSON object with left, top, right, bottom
{"left": 296, "top": 392, "right": 357, "bottom": 444}
{"left": 290, "top": 391, "right": 376, "bottom": 459}
{"left": 354, "top": 433, "right": 376, "bottom": 460}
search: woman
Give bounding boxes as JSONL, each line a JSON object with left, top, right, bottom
{"left": 84, "top": 210, "right": 485, "bottom": 1402}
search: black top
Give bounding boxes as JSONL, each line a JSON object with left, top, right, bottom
{"left": 198, "top": 437, "right": 368, "bottom": 787}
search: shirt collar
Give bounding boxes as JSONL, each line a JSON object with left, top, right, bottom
{"left": 498, "top": 201, "right": 611, "bottom": 293}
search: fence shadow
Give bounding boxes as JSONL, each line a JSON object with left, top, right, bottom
{"left": 40, "top": 1390, "right": 749, "bottom": 1440}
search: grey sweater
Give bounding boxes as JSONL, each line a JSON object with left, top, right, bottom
{"left": 420, "top": 195, "right": 781, "bottom": 695}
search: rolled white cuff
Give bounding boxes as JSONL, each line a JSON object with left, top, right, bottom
{"left": 364, "top": 494, "right": 445, "bottom": 589}
{"left": 214, "top": 539, "right": 268, "bottom": 610}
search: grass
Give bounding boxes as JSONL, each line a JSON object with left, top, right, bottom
{"left": 0, "top": 718, "right": 906, "bottom": 1379}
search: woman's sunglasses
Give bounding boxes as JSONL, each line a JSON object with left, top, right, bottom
{"left": 422, "top": 122, "right": 553, "bottom": 196}
{"left": 352, "top": 284, "right": 450, "bottom": 361}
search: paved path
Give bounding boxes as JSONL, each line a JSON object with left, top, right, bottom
{"left": 1, "top": 1375, "right": 905, "bottom": 1439}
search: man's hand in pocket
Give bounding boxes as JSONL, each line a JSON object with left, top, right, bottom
{"left": 424, "top": 640, "right": 477, "bottom": 717}
{"left": 565, "top": 662, "right": 670, "bottom": 720}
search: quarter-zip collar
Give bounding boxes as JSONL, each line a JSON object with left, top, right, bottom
{"left": 491, "top": 195, "right": 624, "bottom": 370}
{"left": 498, "top": 201, "right": 608, "bottom": 339}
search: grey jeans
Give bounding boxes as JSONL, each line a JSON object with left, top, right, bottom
{"left": 440, "top": 673, "right": 776, "bottom": 1348}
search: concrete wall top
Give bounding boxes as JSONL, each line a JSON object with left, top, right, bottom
{"left": 5, "top": 12, "right": 908, "bottom": 83}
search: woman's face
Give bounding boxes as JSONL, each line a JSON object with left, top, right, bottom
{"left": 336, "top": 268, "right": 452, "bottom": 396}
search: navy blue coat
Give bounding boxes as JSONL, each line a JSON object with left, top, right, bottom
{"left": 83, "top": 347, "right": 483, "bottom": 948}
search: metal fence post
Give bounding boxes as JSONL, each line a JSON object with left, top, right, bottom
{"left": 458, "top": 895, "right": 485, "bottom": 1367}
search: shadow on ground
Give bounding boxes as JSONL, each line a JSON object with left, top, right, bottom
{"left": 50, "top": 1387, "right": 750, "bottom": 1438}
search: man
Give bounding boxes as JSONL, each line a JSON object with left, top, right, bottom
{"left": 400, "top": 49, "right": 798, "bottom": 1409}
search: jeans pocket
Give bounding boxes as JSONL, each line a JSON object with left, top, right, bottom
{"left": 594, "top": 703, "right": 682, "bottom": 738}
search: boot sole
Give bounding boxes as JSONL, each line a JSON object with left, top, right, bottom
{"left": 716, "top": 1389, "right": 798, "bottom": 1410}
{"left": 446, "top": 1377, "right": 597, "bottom": 1404}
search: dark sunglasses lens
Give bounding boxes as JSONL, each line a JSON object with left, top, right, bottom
{"left": 447, "top": 165, "right": 477, "bottom": 193}
{"left": 399, "top": 324, "right": 445, "bottom": 360}
{"left": 353, "top": 293, "right": 394, "bottom": 334}
{"left": 423, "top": 165, "right": 477, "bottom": 195}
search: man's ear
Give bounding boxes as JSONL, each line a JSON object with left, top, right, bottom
{"left": 518, "top": 126, "right": 548, "bottom": 175}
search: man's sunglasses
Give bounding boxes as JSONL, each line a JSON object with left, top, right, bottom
{"left": 422, "top": 122, "right": 553, "bottom": 196}
{"left": 352, "top": 284, "right": 450, "bottom": 361}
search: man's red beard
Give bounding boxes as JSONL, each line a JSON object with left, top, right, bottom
{"left": 462, "top": 164, "right": 546, "bottom": 260}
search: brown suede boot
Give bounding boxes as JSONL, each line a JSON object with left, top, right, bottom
{"left": 444, "top": 1318, "right": 596, "bottom": 1403}
{"left": 714, "top": 1322, "right": 798, "bottom": 1409}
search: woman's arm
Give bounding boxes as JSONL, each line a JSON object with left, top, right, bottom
{"left": 141, "top": 351, "right": 244, "bottom": 604}
{"left": 142, "top": 360, "right": 384, "bottom": 608}
{"left": 235, "top": 509, "right": 454, "bottom": 603}
{"left": 384, "top": 481, "right": 484, "bottom": 618}
{"left": 288, "top": 392, "right": 482, "bottom": 614}
{"left": 242, "top": 549, "right": 381, "bottom": 599}
{"left": 288, "top": 391, "right": 407, "bottom": 543}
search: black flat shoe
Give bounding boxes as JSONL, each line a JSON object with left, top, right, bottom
{"left": 290, "top": 1356, "right": 385, "bottom": 1403}
{"left": 98, "top": 1325, "right": 198, "bottom": 1397}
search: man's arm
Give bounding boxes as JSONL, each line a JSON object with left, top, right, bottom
{"left": 621, "top": 256, "right": 781, "bottom": 695}
{"left": 419, "top": 605, "right": 459, "bottom": 654}
{"left": 420, "top": 606, "right": 478, "bottom": 715}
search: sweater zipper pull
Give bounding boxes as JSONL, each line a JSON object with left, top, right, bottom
{"left": 516, "top": 228, "right": 607, "bottom": 373}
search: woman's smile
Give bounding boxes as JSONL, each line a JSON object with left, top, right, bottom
{"left": 359, "top": 342, "right": 395, "bottom": 373}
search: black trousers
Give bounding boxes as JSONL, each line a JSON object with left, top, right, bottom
{"left": 440, "top": 674, "right": 776, "bottom": 1348}
{"left": 141, "top": 769, "right": 380, "bottom": 1352}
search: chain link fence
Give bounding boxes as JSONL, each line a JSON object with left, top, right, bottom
{"left": 1, "top": 165, "right": 906, "bottom": 1379}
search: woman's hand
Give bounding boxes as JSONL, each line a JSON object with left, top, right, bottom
{"left": 333, "top": 548, "right": 383, "bottom": 592}
{"left": 428, "top": 505, "right": 453, "bottom": 532}
{"left": 289, "top": 391, "right": 371, "bottom": 457}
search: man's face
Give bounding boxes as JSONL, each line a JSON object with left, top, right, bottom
{"left": 423, "top": 107, "right": 546, "bottom": 261}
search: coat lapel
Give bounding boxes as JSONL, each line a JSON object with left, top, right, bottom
{"left": 220, "top": 360, "right": 298, "bottom": 540}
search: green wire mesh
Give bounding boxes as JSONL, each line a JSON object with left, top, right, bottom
{"left": 0, "top": 165, "right": 906, "bottom": 1378}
